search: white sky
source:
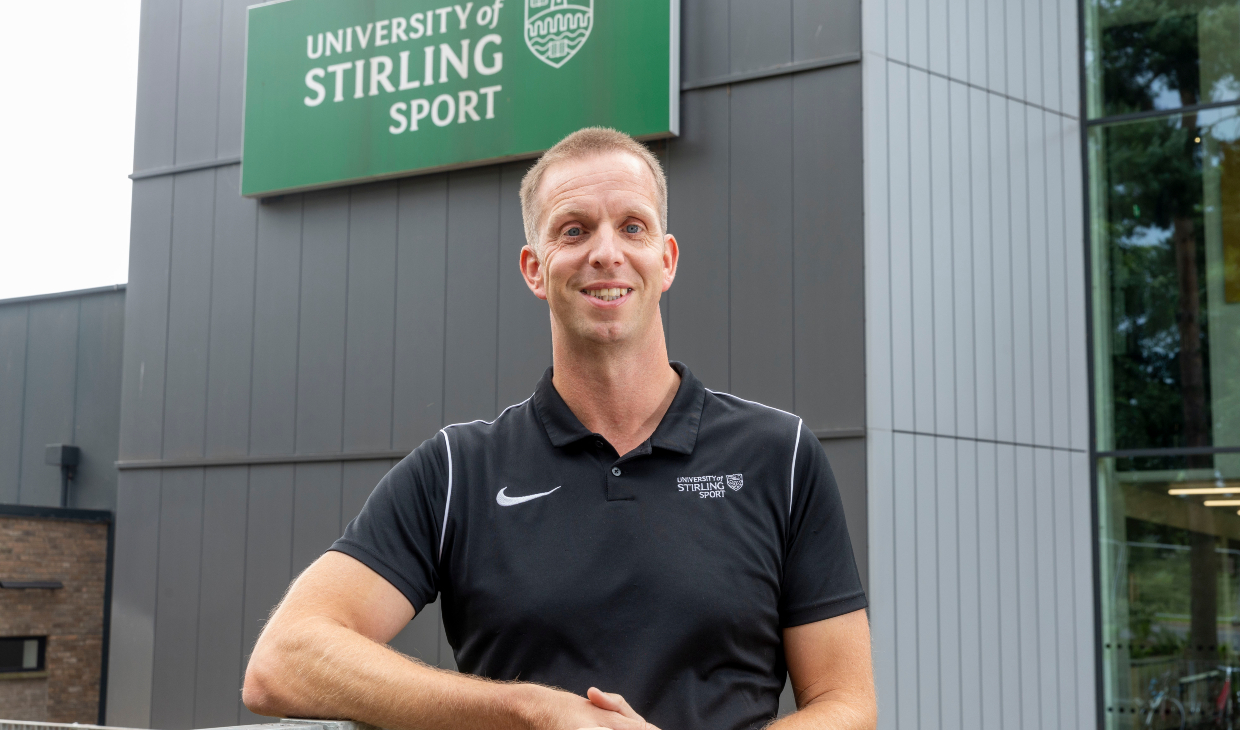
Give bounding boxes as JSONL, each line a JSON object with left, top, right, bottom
{"left": 0, "top": 0, "right": 141, "bottom": 300}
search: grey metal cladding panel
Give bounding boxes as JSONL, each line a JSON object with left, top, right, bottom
{"left": 19, "top": 298, "right": 79, "bottom": 506}
{"left": 390, "top": 598, "right": 442, "bottom": 665}
{"left": 438, "top": 613, "right": 458, "bottom": 671}
{"left": 342, "top": 460, "right": 392, "bottom": 528}
{"left": 496, "top": 161, "right": 551, "bottom": 408}
{"left": 0, "top": 305, "right": 28, "bottom": 503}
{"left": 292, "top": 462, "right": 343, "bottom": 576}
{"left": 817, "top": 437, "right": 867, "bottom": 596}
{"left": 175, "top": 0, "right": 223, "bottom": 164}
{"left": 206, "top": 165, "right": 259, "bottom": 457}
{"left": 163, "top": 170, "right": 217, "bottom": 459}
{"left": 443, "top": 168, "right": 502, "bottom": 425}
{"left": 120, "top": 178, "right": 175, "bottom": 460}
{"left": 150, "top": 468, "right": 205, "bottom": 730}
{"left": 681, "top": 0, "right": 730, "bottom": 83}
{"left": 728, "top": 78, "right": 795, "bottom": 412}
{"left": 193, "top": 467, "right": 248, "bottom": 729}
{"left": 729, "top": 0, "right": 791, "bottom": 73}
{"left": 665, "top": 88, "right": 730, "bottom": 391}
{"left": 296, "top": 190, "right": 350, "bottom": 454}
{"left": 132, "top": 0, "right": 181, "bottom": 170}
{"left": 250, "top": 196, "right": 303, "bottom": 456}
{"left": 343, "top": 184, "right": 399, "bottom": 452}
{"left": 793, "top": 0, "right": 860, "bottom": 61}
{"left": 216, "top": 0, "right": 250, "bottom": 158}
{"left": 392, "top": 176, "right": 448, "bottom": 449}
{"left": 239, "top": 464, "right": 293, "bottom": 724}
{"left": 792, "top": 66, "right": 864, "bottom": 430}
{"left": 72, "top": 291, "right": 126, "bottom": 511}
{"left": 106, "top": 470, "right": 161, "bottom": 728}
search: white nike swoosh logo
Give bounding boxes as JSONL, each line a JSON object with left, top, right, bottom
{"left": 496, "top": 486, "right": 561, "bottom": 506}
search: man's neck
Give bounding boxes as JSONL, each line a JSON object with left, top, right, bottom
{"left": 550, "top": 319, "right": 680, "bottom": 458}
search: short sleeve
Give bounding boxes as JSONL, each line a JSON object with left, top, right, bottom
{"left": 329, "top": 432, "right": 449, "bottom": 614}
{"left": 779, "top": 422, "right": 868, "bottom": 627}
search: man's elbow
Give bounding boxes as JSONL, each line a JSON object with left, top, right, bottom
{"left": 846, "top": 691, "right": 878, "bottom": 730}
{"left": 242, "top": 645, "right": 292, "bottom": 717}
{"left": 857, "top": 698, "right": 878, "bottom": 730}
{"left": 799, "top": 689, "right": 877, "bottom": 730}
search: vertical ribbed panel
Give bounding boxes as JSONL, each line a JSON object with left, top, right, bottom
{"left": 862, "top": 0, "right": 1095, "bottom": 725}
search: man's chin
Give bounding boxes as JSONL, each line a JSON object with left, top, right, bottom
{"left": 559, "top": 315, "right": 638, "bottom": 347}
{"left": 550, "top": 302, "right": 656, "bottom": 348}
{"left": 575, "top": 322, "right": 630, "bottom": 345}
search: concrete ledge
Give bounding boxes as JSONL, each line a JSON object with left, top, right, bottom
{"left": 0, "top": 671, "right": 48, "bottom": 681}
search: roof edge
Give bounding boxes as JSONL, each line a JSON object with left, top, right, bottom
{"left": 0, "top": 283, "right": 127, "bottom": 306}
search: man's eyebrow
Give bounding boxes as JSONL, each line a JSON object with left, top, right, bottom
{"left": 619, "top": 204, "right": 657, "bottom": 220}
{"left": 546, "top": 207, "right": 592, "bottom": 227}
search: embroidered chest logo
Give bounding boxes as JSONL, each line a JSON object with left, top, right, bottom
{"left": 678, "top": 474, "right": 743, "bottom": 499}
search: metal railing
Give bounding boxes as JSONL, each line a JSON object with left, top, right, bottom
{"left": 0, "top": 720, "right": 376, "bottom": 730}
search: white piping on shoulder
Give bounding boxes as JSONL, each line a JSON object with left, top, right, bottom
{"left": 438, "top": 428, "right": 453, "bottom": 561}
{"left": 704, "top": 388, "right": 801, "bottom": 420}
{"left": 790, "top": 418, "right": 803, "bottom": 517}
{"left": 436, "top": 394, "right": 534, "bottom": 563}
{"left": 704, "top": 389, "right": 803, "bottom": 518}
{"left": 447, "top": 395, "right": 534, "bottom": 429}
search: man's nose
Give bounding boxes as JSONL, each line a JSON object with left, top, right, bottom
{"left": 588, "top": 227, "right": 624, "bottom": 268}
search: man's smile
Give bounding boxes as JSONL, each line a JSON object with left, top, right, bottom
{"left": 581, "top": 286, "right": 633, "bottom": 302}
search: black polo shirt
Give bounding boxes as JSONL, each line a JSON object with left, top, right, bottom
{"left": 331, "top": 362, "right": 866, "bottom": 730}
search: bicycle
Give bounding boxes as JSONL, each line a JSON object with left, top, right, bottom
{"left": 1140, "top": 671, "right": 1187, "bottom": 730}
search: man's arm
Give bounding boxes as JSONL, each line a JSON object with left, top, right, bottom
{"left": 768, "top": 609, "right": 877, "bottom": 730}
{"left": 242, "top": 551, "right": 655, "bottom": 730}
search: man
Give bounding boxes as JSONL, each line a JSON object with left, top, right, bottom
{"left": 243, "top": 128, "right": 875, "bottom": 730}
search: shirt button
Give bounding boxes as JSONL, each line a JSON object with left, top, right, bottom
{"left": 611, "top": 467, "right": 622, "bottom": 477}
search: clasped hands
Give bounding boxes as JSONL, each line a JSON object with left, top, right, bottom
{"left": 549, "top": 686, "right": 661, "bottom": 730}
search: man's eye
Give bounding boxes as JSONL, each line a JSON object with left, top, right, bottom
{"left": 624, "top": 224, "right": 641, "bottom": 234}
{"left": 565, "top": 227, "right": 583, "bottom": 237}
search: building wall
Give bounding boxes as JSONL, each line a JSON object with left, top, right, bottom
{"left": 0, "top": 511, "right": 111, "bottom": 723}
{"left": 107, "top": 0, "right": 868, "bottom": 727}
{"left": 861, "top": 0, "right": 1095, "bottom": 727}
{"left": 0, "top": 287, "right": 126, "bottom": 511}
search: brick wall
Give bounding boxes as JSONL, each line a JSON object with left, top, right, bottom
{"left": 0, "top": 515, "right": 108, "bottom": 723}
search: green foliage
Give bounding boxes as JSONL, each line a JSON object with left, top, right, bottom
{"left": 1097, "top": 0, "right": 1240, "bottom": 116}
{"left": 1100, "top": 113, "right": 1214, "bottom": 450}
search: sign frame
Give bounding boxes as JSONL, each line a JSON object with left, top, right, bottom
{"left": 240, "top": 0, "right": 680, "bottom": 198}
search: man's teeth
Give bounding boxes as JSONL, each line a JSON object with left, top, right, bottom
{"left": 583, "top": 287, "right": 631, "bottom": 302}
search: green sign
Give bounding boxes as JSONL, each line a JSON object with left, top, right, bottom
{"left": 242, "top": 0, "right": 680, "bottom": 197}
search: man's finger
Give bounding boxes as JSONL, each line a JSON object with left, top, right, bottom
{"left": 586, "top": 687, "right": 639, "bottom": 720}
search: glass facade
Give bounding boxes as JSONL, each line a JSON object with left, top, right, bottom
{"left": 1089, "top": 0, "right": 1240, "bottom": 726}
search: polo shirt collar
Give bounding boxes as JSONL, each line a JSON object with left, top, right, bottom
{"left": 533, "top": 361, "right": 705, "bottom": 455}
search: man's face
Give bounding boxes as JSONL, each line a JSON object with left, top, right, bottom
{"left": 521, "top": 151, "right": 678, "bottom": 347}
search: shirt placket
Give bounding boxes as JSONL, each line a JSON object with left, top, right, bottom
{"left": 596, "top": 436, "right": 651, "bottom": 501}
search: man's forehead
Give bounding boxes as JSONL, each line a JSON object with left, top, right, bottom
{"left": 539, "top": 152, "right": 658, "bottom": 212}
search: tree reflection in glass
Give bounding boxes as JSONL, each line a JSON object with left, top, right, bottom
{"left": 1095, "top": 0, "right": 1240, "bottom": 117}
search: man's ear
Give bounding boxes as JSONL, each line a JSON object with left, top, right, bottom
{"left": 520, "top": 245, "right": 548, "bottom": 300}
{"left": 661, "top": 234, "right": 679, "bottom": 292}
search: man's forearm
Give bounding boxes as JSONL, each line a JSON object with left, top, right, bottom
{"left": 244, "top": 615, "right": 535, "bottom": 730}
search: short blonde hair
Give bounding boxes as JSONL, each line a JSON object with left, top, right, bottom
{"left": 519, "top": 127, "right": 668, "bottom": 251}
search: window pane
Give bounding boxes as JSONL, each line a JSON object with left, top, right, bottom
{"left": 1087, "top": 0, "right": 1240, "bottom": 119}
{"left": 1090, "top": 106, "right": 1240, "bottom": 453}
{"left": 1099, "top": 458, "right": 1240, "bottom": 728}
{"left": 0, "top": 637, "right": 43, "bottom": 673}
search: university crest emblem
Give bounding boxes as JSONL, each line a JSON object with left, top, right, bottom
{"left": 727, "top": 474, "right": 743, "bottom": 491}
{"left": 524, "top": 0, "right": 593, "bottom": 68}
